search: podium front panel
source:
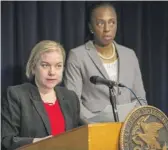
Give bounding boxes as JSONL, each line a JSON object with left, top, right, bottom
{"left": 88, "top": 123, "right": 122, "bottom": 150}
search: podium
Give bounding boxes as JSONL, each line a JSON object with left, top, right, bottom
{"left": 17, "top": 106, "right": 168, "bottom": 150}
{"left": 18, "top": 123, "right": 122, "bottom": 150}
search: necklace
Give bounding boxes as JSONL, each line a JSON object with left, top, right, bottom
{"left": 97, "top": 43, "right": 116, "bottom": 60}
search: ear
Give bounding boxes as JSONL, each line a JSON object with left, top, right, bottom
{"left": 31, "top": 65, "right": 36, "bottom": 75}
{"left": 88, "top": 23, "right": 94, "bottom": 34}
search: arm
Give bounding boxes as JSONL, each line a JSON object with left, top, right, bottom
{"left": 1, "top": 86, "right": 34, "bottom": 149}
{"left": 131, "top": 51, "right": 147, "bottom": 106}
{"left": 1, "top": 86, "right": 51, "bottom": 150}
{"left": 64, "top": 51, "right": 94, "bottom": 124}
{"left": 71, "top": 90, "right": 83, "bottom": 126}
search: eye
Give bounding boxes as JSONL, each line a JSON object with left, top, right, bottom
{"left": 96, "top": 20, "right": 104, "bottom": 27}
{"left": 41, "top": 63, "right": 49, "bottom": 68}
{"left": 55, "top": 64, "right": 63, "bottom": 69}
{"left": 109, "top": 20, "right": 116, "bottom": 26}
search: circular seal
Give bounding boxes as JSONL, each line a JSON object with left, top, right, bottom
{"left": 120, "top": 105, "right": 168, "bottom": 150}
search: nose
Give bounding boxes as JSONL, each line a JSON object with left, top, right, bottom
{"left": 104, "top": 22, "right": 110, "bottom": 32}
{"left": 48, "top": 66, "right": 56, "bottom": 76}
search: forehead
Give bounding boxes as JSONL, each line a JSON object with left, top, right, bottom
{"left": 40, "top": 50, "right": 63, "bottom": 62}
{"left": 92, "top": 6, "right": 117, "bottom": 19}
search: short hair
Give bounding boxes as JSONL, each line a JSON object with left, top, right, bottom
{"left": 26, "top": 40, "right": 66, "bottom": 80}
{"left": 85, "top": 2, "right": 117, "bottom": 41}
{"left": 87, "top": 2, "right": 117, "bottom": 24}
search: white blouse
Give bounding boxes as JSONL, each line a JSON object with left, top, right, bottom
{"left": 103, "top": 59, "right": 118, "bottom": 82}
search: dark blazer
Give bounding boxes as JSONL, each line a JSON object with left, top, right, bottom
{"left": 1, "top": 82, "right": 80, "bottom": 150}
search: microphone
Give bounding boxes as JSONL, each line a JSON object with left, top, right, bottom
{"left": 90, "top": 76, "right": 145, "bottom": 106}
{"left": 90, "top": 76, "right": 120, "bottom": 122}
{"left": 90, "top": 76, "right": 125, "bottom": 88}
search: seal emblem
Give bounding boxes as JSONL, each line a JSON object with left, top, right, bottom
{"left": 120, "top": 105, "right": 168, "bottom": 150}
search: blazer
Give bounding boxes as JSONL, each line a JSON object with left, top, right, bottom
{"left": 64, "top": 40, "right": 147, "bottom": 121}
{"left": 1, "top": 82, "right": 80, "bottom": 150}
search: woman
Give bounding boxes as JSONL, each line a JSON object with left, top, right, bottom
{"left": 64, "top": 2, "right": 147, "bottom": 123}
{"left": 1, "top": 40, "right": 80, "bottom": 150}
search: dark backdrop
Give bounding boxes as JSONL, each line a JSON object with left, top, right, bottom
{"left": 2, "top": 1, "right": 168, "bottom": 115}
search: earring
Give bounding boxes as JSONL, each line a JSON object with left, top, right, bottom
{"left": 90, "top": 30, "right": 94, "bottom": 34}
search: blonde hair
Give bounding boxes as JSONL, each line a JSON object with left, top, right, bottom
{"left": 26, "top": 40, "right": 66, "bottom": 80}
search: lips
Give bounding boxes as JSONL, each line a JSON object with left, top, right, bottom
{"left": 47, "top": 79, "right": 56, "bottom": 80}
{"left": 103, "top": 36, "right": 112, "bottom": 41}
{"left": 46, "top": 79, "right": 57, "bottom": 82}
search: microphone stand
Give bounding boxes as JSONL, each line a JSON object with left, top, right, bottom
{"left": 109, "top": 86, "right": 119, "bottom": 122}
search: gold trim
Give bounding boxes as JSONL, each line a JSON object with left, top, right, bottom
{"left": 120, "top": 105, "right": 168, "bottom": 150}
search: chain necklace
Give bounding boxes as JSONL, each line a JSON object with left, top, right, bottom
{"left": 97, "top": 43, "right": 116, "bottom": 60}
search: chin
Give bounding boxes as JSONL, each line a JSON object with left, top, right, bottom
{"left": 105, "top": 40, "right": 113, "bottom": 45}
{"left": 44, "top": 83, "right": 57, "bottom": 89}
{"left": 44, "top": 85, "right": 55, "bottom": 90}
{"left": 99, "top": 41, "right": 111, "bottom": 46}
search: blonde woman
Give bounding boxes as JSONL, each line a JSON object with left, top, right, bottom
{"left": 2, "top": 40, "right": 80, "bottom": 150}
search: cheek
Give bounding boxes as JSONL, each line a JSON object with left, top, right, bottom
{"left": 58, "top": 70, "right": 63, "bottom": 77}
{"left": 36, "top": 69, "right": 47, "bottom": 79}
{"left": 94, "top": 26, "right": 102, "bottom": 34}
{"left": 112, "top": 25, "right": 117, "bottom": 32}
{"left": 94, "top": 30, "right": 103, "bottom": 39}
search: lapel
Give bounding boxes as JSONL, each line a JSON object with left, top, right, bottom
{"left": 55, "top": 86, "right": 68, "bottom": 131}
{"left": 85, "top": 41, "right": 122, "bottom": 97}
{"left": 85, "top": 41, "right": 110, "bottom": 80}
{"left": 113, "top": 41, "right": 122, "bottom": 98}
{"left": 113, "top": 41, "right": 121, "bottom": 84}
{"left": 29, "top": 83, "right": 51, "bottom": 135}
{"left": 85, "top": 41, "right": 122, "bottom": 81}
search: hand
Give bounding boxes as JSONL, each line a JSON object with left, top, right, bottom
{"left": 33, "top": 135, "right": 53, "bottom": 143}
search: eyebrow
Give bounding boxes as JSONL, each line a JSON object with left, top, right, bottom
{"left": 40, "top": 61, "right": 50, "bottom": 64}
{"left": 96, "top": 17, "right": 116, "bottom": 20}
{"left": 40, "top": 61, "right": 63, "bottom": 64}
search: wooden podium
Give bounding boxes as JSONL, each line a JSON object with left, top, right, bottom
{"left": 17, "top": 106, "right": 168, "bottom": 150}
{"left": 18, "top": 123, "right": 122, "bottom": 150}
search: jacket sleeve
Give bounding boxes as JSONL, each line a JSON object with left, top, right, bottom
{"left": 71, "top": 90, "right": 81, "bottom": 127}
{"left": 1, "top": 86, "right": 33, "bottom": 150}
{"left": 64, "top": 50, "right": 93, "bottom": 123}
{"left": 131, "top": 51, "right": 148, "bottom": 106}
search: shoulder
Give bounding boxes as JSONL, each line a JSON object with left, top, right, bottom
{"left": 56, "top": 86, "right": 77, "bottom": 97}
{"left": 66, "top": 43, "right": 88, "bottom": 64}
{"left": 55, "top": 86, "right": 79, "bottom": 104}
{"left": 3, "top": 83, "right": 34, "bottom": 106}
{"left": 114, "top": 42, "right": 137, "bottom": 60}
{"left": 56, "top": 86, "right": 79, "bottom": 108}
{"left": 6, "top": 83, "right": 37, "bottom": 101}
{"left": 70, "top": 44, "right": 86, "bottom": 54}
{"left": 67, "top": 44, "right": 86, "bottom": 62}
{"left": 68, "top": 40, "right": 93, "bottom": 56}
{"left": 115, "top": 42, "right": 135, "bottom": 55}
{"left": 7, "top": 83, "right": 34, "bottom": 93}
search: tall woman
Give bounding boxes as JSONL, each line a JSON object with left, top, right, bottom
{"left": 64, "top": 2, "right": 147, "bottom": 123}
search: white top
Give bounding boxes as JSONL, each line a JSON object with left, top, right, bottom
{"left": 103, "top": 59, "right": 118, "bottom": 82}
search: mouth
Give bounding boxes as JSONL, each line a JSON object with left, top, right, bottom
{"left": 103, "top": 36, "right": 113, "bottom": 41}
{"left": 46, "top": 79, "right": 57, "bottom": 82}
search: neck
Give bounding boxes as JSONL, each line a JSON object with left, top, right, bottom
{"left": 35, "top": 78, "right": 54, "bottom": 94}
{"left": 39, "top": 88, "right": 54, "bottom": 95}
{"left": 94, "top": 42, "right": 115, "bottom": 57}
{"left": 35, "top": 79, "right": 56, "bottom": 104}
{"left": 95, "top": 43, "right": 111, "bottom": 50}
{"left": 40, "top": 90, "right": 57, "bottom": 104}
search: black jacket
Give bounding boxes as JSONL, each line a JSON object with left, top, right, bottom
{"left": 1, "top": 83, "right": 80, "bottom": 150}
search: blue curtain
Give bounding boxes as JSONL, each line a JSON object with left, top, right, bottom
{"left": 2, "top": 1, "right": 168, "bottom": 115}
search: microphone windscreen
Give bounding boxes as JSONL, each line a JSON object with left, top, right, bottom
{"left": 90, "top": 76, "right": 98, "bottom": 84}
